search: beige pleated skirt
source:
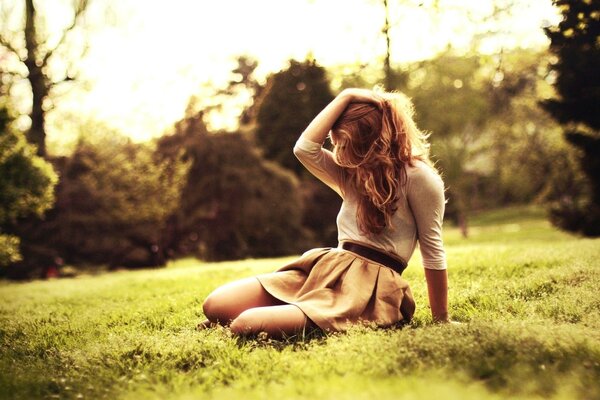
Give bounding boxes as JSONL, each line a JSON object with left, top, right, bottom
{"left": 256, "top": 245, "right": 415, "bottom": 332}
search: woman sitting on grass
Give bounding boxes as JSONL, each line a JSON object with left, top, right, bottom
{"left": 201, "top": 88, "right": 450, "bottom": 338}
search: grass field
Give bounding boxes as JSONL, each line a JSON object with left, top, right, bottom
{"left": 1, "top": 205, "right": 599, "bottom": 399}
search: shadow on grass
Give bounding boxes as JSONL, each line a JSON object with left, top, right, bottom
{"left": 231, "top": 319, "right": 418, "bottom": 351}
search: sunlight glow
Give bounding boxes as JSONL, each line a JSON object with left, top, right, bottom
{"left": 35, "top": 0, "right": 560, "bottom": 145}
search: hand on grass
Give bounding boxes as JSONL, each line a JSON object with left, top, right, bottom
{"left": 432, "top": 315, "right": 462, "bottom": 325}
{"left": 435, "top": 319, "right": 462, "bottom": 326}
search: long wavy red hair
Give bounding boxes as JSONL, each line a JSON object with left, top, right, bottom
{"left": 330, "top": 91, "right": 435, "bottom": 235}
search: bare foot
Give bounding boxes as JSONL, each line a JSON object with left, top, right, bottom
{"left": 196, "top": 319, "right": 217, "bottom": 331}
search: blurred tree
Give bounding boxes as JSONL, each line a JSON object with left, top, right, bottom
{"left": 329, "top": 62, "right": 382, "bottom": 93}
{"left": 193, "top": 55, "right": 265, "bottom": 133}
{"left": 0, "top": 0, "right": 94, "bottom": 157}
{"left": 541, "top": 0, "right": 600, "bottom": 236}
{"left": 0, "top": 104, "right": 57, "bottom": 268}
{"left": 404, "top": 48, "right": 567, "bottom": 235}
{"left": 376, "top": 0, "right": 419, "bottom": 91}
{"left": 486, "top": 49, "right": 569, "bottom": 205}
{"left": 220, "top": 55, "right": 264, "bottom": 128}
{"left": 254, "top": 59, "right": 340, "bottom": 246}
{"left": 254, "top": 59, "right": 334, "bottom": 175}
{"left": 405, "top": 52, "right": 493, "bottom": 235}
{"left": 155, "top": 109, "right": 307, "bottom": 261}
{"left": 7, "top": 128, "right": 187, "bottom": 278}
{"left": 382, "top": 0, "right": 393, "bottom": 90}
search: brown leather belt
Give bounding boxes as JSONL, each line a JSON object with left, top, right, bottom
{"left": 341, "top": 241, "right": 407, "bottom": 275}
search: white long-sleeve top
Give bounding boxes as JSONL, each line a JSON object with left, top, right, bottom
{"left": 294, "top": 137, "right": 447, "bottom": 270}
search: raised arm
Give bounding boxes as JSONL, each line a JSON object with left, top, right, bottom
{"left": 297, "top": 88, "right": 384, "bottom": 145}
{"left": 294, "top": 89, "right": 385, "bottom": 195}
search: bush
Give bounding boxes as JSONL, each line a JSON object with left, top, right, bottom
{"left": 9, "top": 131, "right": 187, "bottom": 277}
{"left": 0, "top": 107, "right": 57, "bottom": 270}
{"left": 156, "top": 112, "right": 308, "bottom": 261}
{"left": 254, "top": 59, "right": 335, "bottom": 175}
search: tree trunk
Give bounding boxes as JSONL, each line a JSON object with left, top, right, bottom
{"left": 458, "top": 212, "right": 468, "bottom": 238}
{"left": 24, "top": 0, "right": 48, "bottom": 157}
{"left": 383, "top": 0, "right": 393, "bottom": 90}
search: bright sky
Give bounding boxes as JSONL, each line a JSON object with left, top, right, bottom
{"left": 5, "top": 0, "right": 560, "bottom": 146}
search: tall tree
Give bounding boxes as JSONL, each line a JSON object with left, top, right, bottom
{"left": 541, "top": 0, "right": 600, "bottom": 236}
{"left": 221, "top": 55, "right": 264, "bottom": 128}
{"left": 194, "top": 55, "right": 265, "bottom": 133}
{"left": 382, "top": 0, "right": 393, "bottom": 90}
{"left": 253, "top": 59, "right": 341, "bottom": 246}
{"left": 254, "top": 59, "right": 334, "bottom": 175}
{"left": 375, "top": 0, "right": 417, "bottom": 91}
{"left": 0, "top": 0, "right": 93, "bottom": 157}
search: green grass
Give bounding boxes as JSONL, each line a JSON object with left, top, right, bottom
{"left": 1, "top": 205, "right": 599, "bottom": 399}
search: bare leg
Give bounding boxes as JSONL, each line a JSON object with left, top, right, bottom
{"left": 230, "top": 304, "right": 316, "bottom": 339}
{"left": 202, "top": 277, "right": 285, "bottom": 325}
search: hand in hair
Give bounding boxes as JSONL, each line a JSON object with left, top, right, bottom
{"left": 297, "top": 88, "right": 385, "bottom": 146}
{"left": 340, "top": 88, "right": 385, "bottom": 109}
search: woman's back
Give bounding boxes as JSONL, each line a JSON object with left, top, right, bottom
{"left": 294, "top": 137, "right": 447, "bottom": 270}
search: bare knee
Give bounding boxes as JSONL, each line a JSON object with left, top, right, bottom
{"left": 202, "top": 293, "right": 223, "bottom": 323}
{"left": 202, "top": 277, "right": 285, "bottom": 327}
{"left": 230, "top": 309, "right": 263, "bottom": 336}
{"left": 229, "top": 306, "right": 313, "bottom": 338}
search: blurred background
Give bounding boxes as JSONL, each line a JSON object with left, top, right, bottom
{"left": 0, "top": 0, "right": 598, "bottom": 279}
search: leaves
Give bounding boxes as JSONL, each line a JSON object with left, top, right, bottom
{"left": 0, "top": 107, "right": 57, "bottom": 267}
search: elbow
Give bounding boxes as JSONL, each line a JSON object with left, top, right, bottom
{"left": 423, "top": 260, "right": 448, "bottom": 270}
{"left": 293, "top": 143, "right": 302, "bottom": 158}
{"left": 420, "top": 241, "right": 447, "bottom": 270}
{"left": 293, "top": 138, "right": 322, "bottom": 163}
{"left": 293, "top": 143, "right": 307, "bottom": 161}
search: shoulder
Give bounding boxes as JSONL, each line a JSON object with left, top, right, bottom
{"left": 406, "top": 159, "right": 445, "bottom": 195}
{"left": 407, "top": 159, "right": 444, "bottom": 184}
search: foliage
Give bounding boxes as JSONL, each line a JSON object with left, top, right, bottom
{"left": 219, "top": 55, "right": 264, "bottom": 128}
{"left": 0, "top": 106, "right": 57, "bottom": 267}
{"left": 0, "top": 206, "right": 598, "bottom": 399}
{"left": 298, "top": 178, "right": 341, "bottom": 247}
{"left": 399, "top": 52, "right": 492, "bottom": 226}
{"left": 396, "top": 49, "right": 570, "bottom": 234}
{"left": 483, "top": 49, "right": 571, "bottom": 205}
{"left": 0, "top": 0, "right": 94, "bottom": 156}
{"left": 0, "top": 232, "right": 21, "bottom": 267}
{"left": 254, "top": 59, "right": 335, "bottom": 175}
{"left": 542, "top": 0, "right": 600, "bottom": 130}
{"left": 541, "top": 0, "right": 600, "bottom": 236}
{"left": 252, "top": 59, "right": 341, "bottom": 245}
{"left": 6, "top": 128, "right": 187, "bottom": 277}
{"left": 251, "top": 51, "right": 569, "bottom": 242}
{"left": 408, "top": 54, "right": 492, "bottom": 140}
{"left": 190, "top": 55, "right": 264, "bottom": 133}
{"left": 328, "top": 46, "right": 586, "bottom": 238}
{"left": 155, "top": 111, "right": 307, "bottom": 261}
{"left": 403, "top": 52, "right": 500, "bottom": 231}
